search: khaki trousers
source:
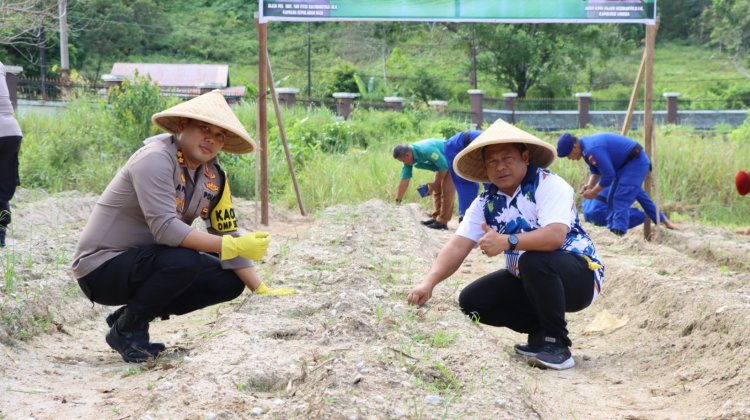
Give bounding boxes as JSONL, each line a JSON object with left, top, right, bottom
{"left": 430, "top": 174, "right": 456, "bottom": 224}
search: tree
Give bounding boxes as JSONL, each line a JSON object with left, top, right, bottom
{"left": 1, "top": 0, "right": 62, "bottom": 72}
{"left": 475, "top": 24, "right": 632, "bottom": 98}
{"left": 658, "top": 0, "right": 711, "bottom": 42}
{"left": 0, "top": 0, "right": 58, "bottom": 47}
{"left": 702, "top": 0, "right": 750, "bottom": 58}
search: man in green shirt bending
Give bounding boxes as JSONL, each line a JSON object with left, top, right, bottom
{"left": 392, "top": 139, "right": 455, "bottom": 230}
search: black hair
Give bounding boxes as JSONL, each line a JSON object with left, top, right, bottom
{"left": 392, "top": 145, "right": 410, "bottom": 159}
{"left": 480, "top": 142, "right": 528, "bottom": 160}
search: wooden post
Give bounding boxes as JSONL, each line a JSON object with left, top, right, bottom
{"left": 621, "top": 52, "right": 646, "bottom": 136}
{"left": 266, "top": 50, "right": 307, "bottom": 216}
{"left": 623, "top": 20, "right": 659, "bottom": 136}
{"left": 643, "top": 23, "right": 657, "bottom": 240}
{"left": 257, "top": 16, "right": 269, "bottom": 226}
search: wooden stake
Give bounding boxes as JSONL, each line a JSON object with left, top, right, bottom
{"left": 643, "top": 23, "right": 657, "bottom": 241}
{"left": 621, "top": 52, "right": 645, "bottom": 136}
{"left": 257, "top": 17, "right": 269, "bottom": 226}
{"left": 266, "top": 49, "right": 307, "bottom": 216}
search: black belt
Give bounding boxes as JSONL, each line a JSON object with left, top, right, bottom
{"left": 463, "top": 131, "right": 471, "bottom": 148}
{"left": 594, "top": 195, "right": 607, "bottom": 203}
{"left": 625, "top": 145, "right": 642, "bottom": 163}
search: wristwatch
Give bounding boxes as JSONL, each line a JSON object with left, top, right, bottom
{"left": 507, "top": 234, "right": 519, "bottom": 251}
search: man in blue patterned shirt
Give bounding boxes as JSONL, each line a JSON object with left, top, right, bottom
{"left": 406, "top": 119, "right": 604, "bottom": 371}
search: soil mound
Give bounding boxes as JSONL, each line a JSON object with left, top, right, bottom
{"left": 1, "top": 191, "right": 749, "bottom": 419}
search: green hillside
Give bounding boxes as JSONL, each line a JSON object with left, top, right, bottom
{"left": 3, "top": 0, "right": 749, "bottom": 108}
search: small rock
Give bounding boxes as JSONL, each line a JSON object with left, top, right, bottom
{"left": 393, "top": 408, "right": 406, "bottom": 417}
{"left": 369, "top": 289, "right": 386, "bottom": 298}
{"left": 495, "top": 398, "right": 508, "bottom": 408}
{"left": 425, "top": 395, "right": 442, "bottom": 405}
{"left": 273, "top": 398, "right": 284, "bottom": 406}
{"left": 356, "top": 361, "right": 366, "bottom": 371}
{"left": 205, "top": 413, "right": 217, "bottom": 420}
{"left": 340, "top": 292, "right": 347, "bottom": 300}
{"left": 330, "top": 309, "right": 337, "bottom": 317}
{"left": 161, "top": 382, "right": 174, "bottom": 391}
{"left": 251, "top": 407, "right": 263, "bottom": 416}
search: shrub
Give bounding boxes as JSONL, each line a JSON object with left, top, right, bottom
{"left": 107, "top": 72, "right": 176, "bottom": 149}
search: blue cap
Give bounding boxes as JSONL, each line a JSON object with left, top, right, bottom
{"left": 556, "top": 133, "right": 575, "bottom": 157}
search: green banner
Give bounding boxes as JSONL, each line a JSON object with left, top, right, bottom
{"left": 260, "top": 1, "right": 656, "bottom": 24}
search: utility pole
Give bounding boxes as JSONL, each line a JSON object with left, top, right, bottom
{"left": 469, "top": 24, "right": 477, "bottom": 89}
{"left": 59, "top": 0, "right": 70, "bottom": 84}
{"left": 306, "top": 22, "right": 311, "bottom": 108}
{"left": 39, "top": 27, "right": 48, "bottom": 101}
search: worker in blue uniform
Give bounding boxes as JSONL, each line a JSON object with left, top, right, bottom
{"left": 582, "top": 186, "right": 675, "bottom": 230}
{"left": 557, "top": 132, "right": 667, "bottom": 236}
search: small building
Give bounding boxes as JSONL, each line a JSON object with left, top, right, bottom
{"left": 102, "top": 63, "right": 246, "bottom": 103}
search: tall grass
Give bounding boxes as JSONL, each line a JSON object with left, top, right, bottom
{"left": 17, "top": 94, "right": 750, "bottom": 227}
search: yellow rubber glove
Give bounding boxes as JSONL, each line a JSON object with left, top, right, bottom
{"left": 221, "top": 231, "right": 271, "bottom": 261}
{"left": 583, "top": 255, "right": 603, "bottom": 271}
{"left": 255, "top": 282, "right": 299, "bottom": 296}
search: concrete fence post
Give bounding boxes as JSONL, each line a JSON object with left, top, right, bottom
{"left": 663, "top": 92, "right": 680, "bottom": 124}
{"left": 4, "top": 66, "right": 22, "bottom": 110}
{"left": 428, "top": 100, "right": 448, "bottom": 114}
{"left": 503, "top": 92, "right": 518, "bottom": 124}
{"left": 277, "top": 87, "right": 299, "bottom": 107}
{"left": 467, "top": 89, "right": 484, "bottom": 128}
{"left": 384, "top": 96, "right": 404, "bottom": 112}
{"left": 332, "top": 92, "right": 359, "bottom": 119}
{"left": 576, "top": 92, "right": 592, "bottom": 128}
{"left": 101, "top": 74, "right": 124, "bottom": 90}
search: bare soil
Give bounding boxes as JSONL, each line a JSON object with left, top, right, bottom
{"left": 1, "top": 189, "right": 750, "bottom": 419}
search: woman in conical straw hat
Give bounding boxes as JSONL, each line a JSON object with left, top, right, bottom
{"left": 72, "top": 90, "right": 296, "bottom": 364}
{"left": 406, "top": 118, "right": 604, "bottom": 371}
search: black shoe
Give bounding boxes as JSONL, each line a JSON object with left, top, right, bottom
{"left": 0, "top": 227, "right": 5, "bottom": 247}
{"left": 458, "top": 217, "right": 463, "bottom": 224}
{"left": 105, "top": 306, "right": 126, "bottom": 328}
{"left": 514, "top": 331, "right": 544, "bottom": 357}
{"left": 106, "top": 306, "right": 167, "bottom": 363}
{"left": 527, "top": 338, "right": 575, "bottom": 370}
{"left": 421, "top": 219, "right": 436, "bottom": 226}
{"left": 426, "top": 221, "right": 449, "bottom": 230}
{"left": 106, "top": 321, "right": 153, "bottom": 363}
{"left": 610, "top": 229, "right": 626, "bottom": 236}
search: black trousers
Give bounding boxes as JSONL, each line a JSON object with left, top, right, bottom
{"left": 77, "top": 245, "right": 245, "bottom": 320}
{"left": 458, "top": 251, "right": 595, "bottom": 347}
{"left": 0, "top": 135, "right": 23, "bottom": 227}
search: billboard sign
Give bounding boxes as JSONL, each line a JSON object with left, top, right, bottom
{"left": 260, "top": 0, "right": 656, "bottom": 24}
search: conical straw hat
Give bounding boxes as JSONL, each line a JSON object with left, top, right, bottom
{"left": 152, "top": 90, "right": 255, "bottom": 154}
{"left": 453, "top": 118, "right": 556, "bottom": 183}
